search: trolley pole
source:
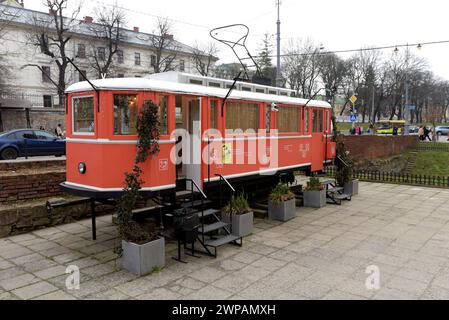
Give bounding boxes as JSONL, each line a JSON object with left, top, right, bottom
{"left": 276, "top": 0, "right": 282, "bottom": 87}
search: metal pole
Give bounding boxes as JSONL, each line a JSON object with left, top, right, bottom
{"left": 276, "top": 0, "right": 282, "bottom": 86}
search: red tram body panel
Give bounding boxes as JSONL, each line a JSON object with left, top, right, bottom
{"left": 62, "top": 72, "right": 336, "bottom": 198}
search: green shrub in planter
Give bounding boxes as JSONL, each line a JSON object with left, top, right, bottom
{"left": 222, "top": 193, "right": 253, "bottom": 237}
{"left": 303, "top": 177, "right": 326, "bottom": 208}
{"left": 268, "top": 184, "right": 297, "bottom": 221}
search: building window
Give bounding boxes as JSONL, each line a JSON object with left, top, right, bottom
{"left": 78, "top": 70, "right": 86, "bottom": 82}
{"left": 179, "top": 59, "right": 185, "bottom": 72}
{"left": 135, "top": 52, "right": 141, "bottom": 66}
{"left": 151, "top": 55, "right": 156, "bottom": 68}
{"left": 226, "top": 102, "right": 259, "bottom": 131}
{"left": 210, "top": 101, "right": 218, "bottom": 130}
{"left": 114, "top": 94, "right": 138, "bottom": 135}
{"left": 117, "top": 50, "right": 124, "bottom": 64}
{"left": 98, "top": 47, "right": 106, "bottom": 61}
{"left": 43, "top": 95, "right": 53, "bottom": 108}
{"left": 41, "top": 66, "right": 51, "bottom": 83}
{"left": 189, "top": 79, "right": 203, "bottom": 85}
{"left": 77, "top": 44, "right": 86, "bottom": 58}
{"left": 277, "top": 106, "right": 300, "bottom": 133}
{"left": 312, "top": 109, "right": 324, "bottom": 132}
{"left": 158, "top": 96, "right": 168, "bottom": 135}
{"left": 73, "top": 96, "right": 95, "bottom": 134}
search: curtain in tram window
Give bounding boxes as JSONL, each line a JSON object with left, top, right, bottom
{"left": 277, "top": 106, "right": 300, "bottom": 133}
{"left": 226, "top": 102, "right": 259, "bottom": 132}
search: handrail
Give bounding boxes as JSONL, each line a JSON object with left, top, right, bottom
{"left": 186, "top": 179, "right": 207, "bottom": 199}
{"left": 215, "top": 174, "right": 235, "bottom": 192}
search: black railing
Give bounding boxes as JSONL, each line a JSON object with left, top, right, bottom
{"left": 185, "top": 179, "right": 207, "bottom": 244}
{"left": 325, "top": 166, "right": 449, "bottom": 188}
{"left": 415, "top": 142, "right": 449, "bottom": 152}
{"left": 215, "top": 174, "right": 235, "bottom": 234}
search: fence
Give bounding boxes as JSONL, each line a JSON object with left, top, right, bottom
{"left": 325, "top": 166, "right": 449, "bottom": 188}
{"left": 415, "top": 142, "right": 449, "bottom": 152}
{"left": 0, "top": 92, "right": 64, "bottom": 109}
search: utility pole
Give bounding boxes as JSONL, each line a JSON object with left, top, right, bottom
{"left": 371, "top": 84, "right": 375, "bottom": 123}
{"left": 404, "top": 45, "right": 410, "bottom": 123}
{"left": 276, "top": 0, "right": 282, "bottom": 87}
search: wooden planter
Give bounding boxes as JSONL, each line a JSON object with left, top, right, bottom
{"left": 268, "top": 198, "right": 296, "bottom": 222}
{"left": 122, "top": 237, "right": 165, "bottom": 276}
{"left": 303, "top": 189, "right": 327, "bottom": 208}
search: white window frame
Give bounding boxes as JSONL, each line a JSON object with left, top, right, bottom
{"left": 72, "top": 95, "right": 95, "bottom": 136}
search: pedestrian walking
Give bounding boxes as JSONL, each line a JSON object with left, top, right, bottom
{"left": 418, "top": 126, "right": 424, "bottom": 141}
{"left": 424, "top": 126, "right": 431, "bottom": 142}
{"left": 55, "top": 124, "right": 64, "bottom": 138}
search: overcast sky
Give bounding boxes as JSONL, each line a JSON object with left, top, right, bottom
{"left": 24, "top": 0, "right": 449, "bottom": 80}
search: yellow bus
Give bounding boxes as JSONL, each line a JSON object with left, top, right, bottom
{"left": 376, "top": 120, "right": 406, "bottom": 134}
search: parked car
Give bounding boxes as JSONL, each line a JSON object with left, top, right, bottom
{"left": 435, "top": 126, "right": 449, "bottom": 136}
{"left": 0, "top": 129, "right": 66, "bottom": 160}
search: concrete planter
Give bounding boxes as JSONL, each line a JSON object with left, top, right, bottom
{"left": 303, "top": 189, "right": 327, "bottom": 208}
{"left": 268, "top": 198, "right": 296, "bottom": 222}
{"left": 344, "top": 179, "right": 359, "bottom": 196}
{"left": 122, "top": 237, "right": 165, "bottom": 276}
{"left": 223, "top": 211, "right": 254, "bottom": 238}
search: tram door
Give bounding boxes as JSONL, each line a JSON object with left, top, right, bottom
{"left": 185, "top": 98, "right": 202, "bottom": 190}
{"left": 311, "top": 109, "right": 325, "bottom": 172}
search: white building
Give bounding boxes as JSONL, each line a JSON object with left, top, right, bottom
{"left": 0, "top": 0, "right": 217, "bottom": 108}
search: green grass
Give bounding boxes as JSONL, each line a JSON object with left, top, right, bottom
{"left": 412, "top": 151, "right": 449, "bottom": 176}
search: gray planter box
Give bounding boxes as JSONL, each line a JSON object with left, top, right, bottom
{"left": 303, "top": 189, "right": 327, "bottom": 208}
{"left": 344, "top": 179, "right": 359, "bottom": 196}
{"left": 122, "top": 237, "right": 165, "bottom": 276}
{"left": 223, "top": 211, "right": 253, "bottom": 238}
{"left": 268, "top": 198, "right": 296, "bottom": 222}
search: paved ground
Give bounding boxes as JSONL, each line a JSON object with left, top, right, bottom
{"left": 2, "top": 182, "right": 449, "bottom": 300}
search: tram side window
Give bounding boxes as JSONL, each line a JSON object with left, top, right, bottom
{"left": 114, "top": 94, "right": 138, "bottom": 135}
{"left": 304, "top": 109, "right": 309, "bottom": 133}
{"left": 159, "top": 96, "right": 168, "bottom": 135}
{"left": 210, "top": 101, "right": 218, "bottom": 129}
{"left": 277, "top": 106, "right": 300, "bottom": 133}
{"left": 73, "top": 96, "right": 95, "bottom": 134}
{"left": 325, "top": 111, "right": 329, "bottom": 133}
{"left": 226, "top": 102, "right": 259, "bottom": 132}
{"left": 312, "top": 109, "right": 324, "bottom": 132}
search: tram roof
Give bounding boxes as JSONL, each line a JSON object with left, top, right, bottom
{"left": 66, "top": 77, "right": 332, "bottom": 109}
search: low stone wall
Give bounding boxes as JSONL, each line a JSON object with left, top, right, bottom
{"left": 0, "top": 159, "right": 66, "bottom": 204}
{"left": 0, "top": 199, "right": 112, "bottom": 238}
{"left": 0, "top": 108, "right": 65, "bottom": 132}
{"left": 342, "top": 135, "right": 419, "bottom": 160}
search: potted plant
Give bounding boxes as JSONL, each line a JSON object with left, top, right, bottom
{"left": 118, "top": 100, "right": 165, "bottom": 276}
{"left": 222, "top": 193, "right": 253, "bottom": 238}
{"left": 303, "top": 176, "right": 327, "bottom": 208}
{"left": 268, "top": 183, "right": 296, "bottom": 221}
{"left": 335, "top": 137, "right": 359, "bottom": 196}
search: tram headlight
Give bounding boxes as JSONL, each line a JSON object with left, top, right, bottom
{"left": 78, "top": 162, "right": 87, "bottom": 174}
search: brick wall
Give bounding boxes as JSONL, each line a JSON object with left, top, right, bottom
{"left": 0, "top": 159, "right": 66, "bottom": 204}
{"left": 342, "top": 135, "right": 419, "bottom": 160}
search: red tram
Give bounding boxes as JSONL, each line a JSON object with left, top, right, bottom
{"left": 61, "top": 72, "right": 336, "bottom": 199}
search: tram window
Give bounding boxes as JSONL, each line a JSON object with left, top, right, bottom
{"left": 73, "top": 96, "right": 95, "bottom": 134}
{"left": 266, "top": 104, "right": 271, "bottom": 133}
{"left": 277, "top": 106, "right": 300, "bottom": 133}
{"left": 210, "top": 101, "right": 218, "bottom": 129}
{"left": 325, "top": 111, "right": 329, "bottom": 133}
{"left": 175, "top": 96, "right": 183, "bottom": 129}
{"left": 304, "top": 109, "right": 309, "bottom": 133}
{"left": 226, "top": 102, "right": 259, "bottom": 132}
{"left": 113, "top": 94, "right": 138, "bottom": 135}
{"left": 158, "top": 96, "right": 168, "bottom": 134}
{"left": 312, "top": 109, "right": 324, "bottom": 132}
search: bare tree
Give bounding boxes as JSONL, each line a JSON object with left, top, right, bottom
{"left": 282, "top": 39, "right": 321, "bottom": 98}
{"left": 191, "top": 41, "right": 218, "bottom": 76}
{"left": 149, "top": 17, "right": 179, "bottom": 73}
{"left": 88, "top": 4, "right": 127, "bottom": 78}
{"left": 28, "top": 0, "right": 82, "bottom": 103}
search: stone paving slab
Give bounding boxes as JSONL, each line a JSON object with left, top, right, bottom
{"left": 1, "top": 182, "right": 449, "bottom": 300}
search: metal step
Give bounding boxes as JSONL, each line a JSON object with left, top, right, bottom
{"left": 327, "top": 187, "right": 344, "bottom": 193}
{"left": 181, "top": 199, "right": 212, "bottom": 209}
{"left": 197, "top": 208, "right": 220, "bottom": 219}
{"left": 333, "top": 193, "right": 351, "bottom": 200}
{"left": 176, "top": 190, "right": 197, "bottom": 198}
{"left": 205, "top": 235, "right": 241, "bottom": 248}
{"left": 199, "top": 222, "right": 229, "bottom": 234}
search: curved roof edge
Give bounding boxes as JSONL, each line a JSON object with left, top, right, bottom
{"left": 66, "top": 78, "right": 332, "bottom": 109}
